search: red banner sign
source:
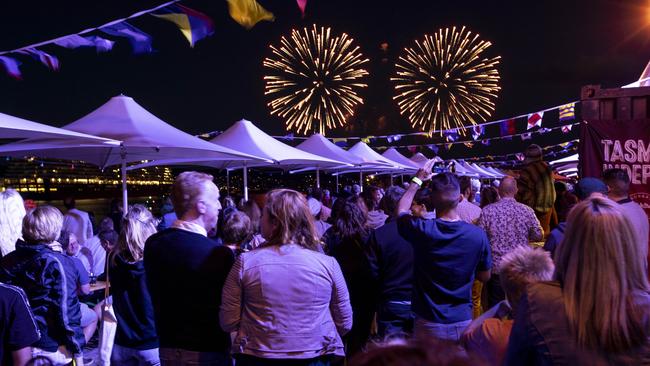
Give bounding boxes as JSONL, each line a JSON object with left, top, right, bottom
{"left": 580, "top": 119, "right": 650, "bottom": 217}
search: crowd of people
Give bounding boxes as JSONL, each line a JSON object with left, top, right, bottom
{"left": 0, "top": 144, "right": 649, "bottom": 366}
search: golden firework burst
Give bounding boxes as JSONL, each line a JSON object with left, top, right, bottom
{"left": 392, "top": 26, "right": 501, "bottom": 135}
{"left": 263, "top": 25, "right": 369, "bottom": 135}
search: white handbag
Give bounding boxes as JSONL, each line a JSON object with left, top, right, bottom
{"left": 98, "top": 257, "right": 117, "bottom": 366}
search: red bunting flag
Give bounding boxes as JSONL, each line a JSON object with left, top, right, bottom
{"left": 296, "top": 0, "right": 307, "bottom": 17}
{"left": 527, "top": 111, "right": 544, "bottom": 130}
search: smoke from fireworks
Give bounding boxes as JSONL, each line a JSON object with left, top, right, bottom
{"left": 392, "top": 26, "right": 501, "bottom": 135}
{"left": 264, "top": 25, "right": 369, "bottom": 135}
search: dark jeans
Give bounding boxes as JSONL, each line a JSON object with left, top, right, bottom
{"left": 235, "top": 354, "right": 333, "bottom": 366}
{"left": 377, "top": 300, "right": 414, "bottom": 338}
{"left": 486, "top": 274, "right": 506, "bottom": 309}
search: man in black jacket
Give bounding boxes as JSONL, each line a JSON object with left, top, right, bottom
{"left": 145, "top": 171, "right": 234, "bottom": 366}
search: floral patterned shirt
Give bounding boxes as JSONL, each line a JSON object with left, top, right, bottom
{"left": 477, "top": 198, "right": 543, "bottom": 273}
{"left": 456, "top": 198, "right": 482, "bottom": 224}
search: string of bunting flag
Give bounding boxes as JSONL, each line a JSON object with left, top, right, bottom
{"left": 369, "top": 122, "right": 579, "bottom": 153}
{"left": 463, "top": 139, "right": 579, "bottom": 166}
{"left": 0, "top": 0, "right": 279, "bottom": 79}
{"left": 265, "top": 101, "right": 579, "bottom": 146}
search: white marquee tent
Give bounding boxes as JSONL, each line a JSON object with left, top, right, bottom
{"left": 0, "top": 95, "right": 260, "bottom": 213}
{"left": 129, "top": 120, "right": 348, "bottom": 200}
{"left": 0, "top": 111, "right": 118, "bottom": 144}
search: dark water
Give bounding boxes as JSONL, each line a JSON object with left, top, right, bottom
{"left": 35, "top": 196, "right": 164, "bottom": 221}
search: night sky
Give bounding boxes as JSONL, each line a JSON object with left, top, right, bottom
{"left": 0, "top": 0, "right": 648, "bottom": 161}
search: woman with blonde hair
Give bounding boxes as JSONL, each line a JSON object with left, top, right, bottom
{"left": 220, "top": 189, "right": 352, "bottom": 365}
{"left": 109, "top": 204, "right": 160, "bottom": 365}
{"left": 505, "top": 196, "right": 650, "bottom": 365}
{"left": 1, "top": 205, "right": 84, "bottom": 365}
{"left": 0, "top": 189, "right": 26, "bottom": 257}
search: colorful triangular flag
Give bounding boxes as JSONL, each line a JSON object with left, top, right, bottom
{"left": 84, "top": 36, "right": 115, "bottom": 52}
{"left": 54, "top": 35, "right": 95, "bottom": 49}
{"left": 561, "top": 124, "right": 573, "bottom": 133}
{"left": 516, "top": 153, "right": 525, "bottom": 161}
{"left": 332, "top": 138, "right": 347, "bottom": 147}
{"left": 472, "top": 125, "right": 484, "bottom": 141}
{"left": 17, "top": 49, "right": 59, "bottom": 71}
{"left": 481, "top": 139, "right": 490, "bottom": 146}
{"left": 101, "top": 22, "right": 153, "bottom": 54}
{"left": 0, "top": 56, "right": 22, "bottom": 79}
{"left": 296, "top": 0, "right": 307, "bottom": 18}
{"left": 520, "top": 132, "right": 532, "bottom": 141}
{"left": 427, "top": 145, "right": 439, "bottom": 154}
{"left": 527, "top": 111, "right": 544, "bottom": 130}
{"left": 464, "top": 142, "right": 474, "bottom": 148}
{"left": 227, "top": 0, "right": 275, "bottom": 29}
{"left": 559, "top": 103, "right": 575, "bottom": 122}
{"left": 152, "top": 4, "right": 215, "bottom": 47}
{"left": 443, "top": 128, "right": 459, "bottom": 142}
{"left": 500, "top": 119, "right": 516, "bottom": 136}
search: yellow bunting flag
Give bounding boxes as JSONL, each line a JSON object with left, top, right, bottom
{"left": 227, "top": 0, "right": 275, "bottom": 29}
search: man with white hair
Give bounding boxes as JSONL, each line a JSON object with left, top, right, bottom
{"left": 80, "top": 217, "right": 113, "bottom": 276}
{"left": 145, "top": 172, "right": 234, "bottom": 366}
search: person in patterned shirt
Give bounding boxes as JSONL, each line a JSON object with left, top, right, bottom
{"left": 478, "top": 176, "right": 543, "bottom": 309}
{"left": 516, "top": 144, "right": 556, "bottom": 237}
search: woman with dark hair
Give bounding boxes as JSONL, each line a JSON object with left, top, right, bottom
{"left": 480, "top": 186, "right": 500, "bottom": 208}
{"left": 363, "top": 186, "right": 388, "bottom": 229}
{"left": 238, "top": 199, "right": 264, "bottom": 249}
{"left": 324, "top": 197, "right": 377, "bottom": 358}
{"left": 220, "top": 189, "right": 352, "bottom": 365}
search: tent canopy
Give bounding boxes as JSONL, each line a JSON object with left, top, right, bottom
{"left": 382, "top": 148, "right": 420, "bottom": 170}
{"left": 295, "top": 134, "right": 365, "bottom": 166}
{"left": 450, "top": 160, "right": 479, "bottom": 177}
{"left": 344, "top": 142, "right": 415, "bottom": 171}
{"left": 0, "top": 95, "right": 259, "bottom": 168}
{"left": 129, "top": 119, "right": 347, "bottom": 171}
{"left": 0, "top": 111, "right": 119, "bottom": 144}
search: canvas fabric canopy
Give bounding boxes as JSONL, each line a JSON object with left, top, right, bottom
{"left": 382, "top": 148, "right": 420, "bottom": 171}
{"left": 129, "top": 119, "right": 346, "bottom": 170}
{"left": 0, "top": 95, "right": 260, "bottom": 214}
{"left": 0, "top": 95, "right": 258, "bottom": 167}
{"left": 332, "top": 142, "right": 415, "bottom": 174}
{"left": 0, "top": 111, "right": 118, "bottom": 144}
{"left": 128, "top": 119, "right": 347, "bottom": 199}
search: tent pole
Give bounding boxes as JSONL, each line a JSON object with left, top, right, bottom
{"left": 226, "top": 170, "right": 230, "bottom": 194}
{"left": 316, "top": 167, "right": 320, "bottom": 188}
{"left": 121, "top": 158, "right": 128, "bottom": 218}
{"left": 359, "top": 171, "right": 363, "bottom": 193}
{"left": 243, "top": 163, "right": 248, "bottom": 202}
{"left": 390, "top": 173, "right": 394, "bottom": 187}
{"left": 401, "top": 175, "right": 404, "bottom": 185}
{"left": 336, "top": 174, "right": 339, "bottom": 193}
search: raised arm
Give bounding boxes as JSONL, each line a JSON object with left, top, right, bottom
{"left": 396, "top": 159, "right": 436, "bottom": 216}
